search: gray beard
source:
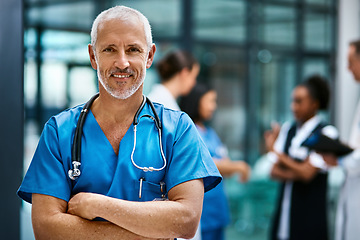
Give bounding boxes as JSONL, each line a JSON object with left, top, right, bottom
{"left": 97, "top": 69, "right": 145, "bottom": 100}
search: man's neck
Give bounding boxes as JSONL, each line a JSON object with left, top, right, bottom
{"left": 91, "top": 88, "right": 144, "bottom": 124}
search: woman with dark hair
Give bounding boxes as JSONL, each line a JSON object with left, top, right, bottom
{"left": 148, "top": 50, "right": 199, "bottom": 110}
{"left": 264, "top": 75, "right": 338, "bottom": 240}
{"left": 148, "top": 50, "right": 201, "bottom": 240}
{"left": 180, "top": 84, "right": 250, "bottom": 240}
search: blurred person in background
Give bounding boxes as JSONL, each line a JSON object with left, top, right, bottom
{"left": 149, "top": 49, "right": 201, "bottom": 240}
{"left": 264, "top": 75, "right": 338, "bottom": 240}
{"left": 322, "top": 40, "right": 360, "bottom": 240}
{"left": 148, "top": 49, "right": 199, "bottom": 110}
{"left": 180, "top": 83, "right": 251, "bottom": 240}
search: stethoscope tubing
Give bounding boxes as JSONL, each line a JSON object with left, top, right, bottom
{"left": 68, "top": 93, "right": 166, "bottom": 180}
{"left": 131, "top": 122, "right": 167, "bottom": 172}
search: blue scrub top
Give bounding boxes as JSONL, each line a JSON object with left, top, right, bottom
{"left": 197, "top": 125, "right": 230, "bottom": 231}
{"left": 18, "top": 101, "right": 222, "bottom": 203}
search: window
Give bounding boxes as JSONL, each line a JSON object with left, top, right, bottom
{"left": 23, "top": 1, "right": 338, "bottom": 239}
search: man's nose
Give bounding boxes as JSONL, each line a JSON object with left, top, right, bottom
{"left": 114, "top": 52, "right": 130, "bottom": 69}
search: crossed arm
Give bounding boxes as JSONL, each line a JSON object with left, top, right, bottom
{"left": 264, "top": 123, "right": 319, "bottom": 183}
{"left": 32, "top": 179, "right": 204, "bottom": 240}
{"left": 270, "top": 153, "right": 318, "bottom": 182}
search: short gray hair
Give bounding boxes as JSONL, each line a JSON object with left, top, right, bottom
{"left": 90, "top": 6, "right": 153, "bottom": 52}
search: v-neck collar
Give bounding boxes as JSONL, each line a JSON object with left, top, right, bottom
{"left": 86, "top": 109, "right": 134, "bottom": 157}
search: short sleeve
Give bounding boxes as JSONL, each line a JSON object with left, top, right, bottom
{"left": 208, "top": 127, "right": 229, "bottom": 159}
{"left": 321, "top": 125, "right": 339, "bottom": 139}
{"left": 165, "top": 113, "right": 222, "bottom": 193}
{"left": 17, "top": 118, "right": 72, "bottom": 203}
{"left": 309, "top": 152, "right": 328, "bottom": 170}
{"left": 309, "top": 125, "right": 339, "bottom": 170}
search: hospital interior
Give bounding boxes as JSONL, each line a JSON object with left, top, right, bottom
{"left": 1, "top": 0, "right": 360, "bottom": 239}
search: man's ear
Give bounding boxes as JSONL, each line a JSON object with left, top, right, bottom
{"left": 146, "top": 44, "right": 156, "bottom": 69}
{"left": 88, "top": 44, "right": 97, "bottom": 70}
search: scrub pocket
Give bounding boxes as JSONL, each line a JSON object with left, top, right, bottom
{"left": 133, "top": 179, "right": 167, "bottom": 201}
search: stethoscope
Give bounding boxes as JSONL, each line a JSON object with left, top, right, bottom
{"left": 68, "top": 93, "right": 167, "bottom": 180}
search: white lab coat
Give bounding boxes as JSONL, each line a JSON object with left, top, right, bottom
{"left": 148, "top": 83, "right": 202, "bottom": 240}
{"left": 147, "top": 84, "right": 180, "bottom": 111}
{"left": 335, "top": 100, "right": 360, "bottom": 240}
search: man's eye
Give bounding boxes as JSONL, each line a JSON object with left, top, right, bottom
{"left": 103, "top": 48, "right": 113, "bottom": 52}
{"left": 129, "top": 47, "right": 140, "bottom": 52}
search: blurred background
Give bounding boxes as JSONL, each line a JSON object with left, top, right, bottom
{"left": 1, "top": 0, "right": 360, "bottom": 239}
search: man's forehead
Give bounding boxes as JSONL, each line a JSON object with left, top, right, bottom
{"left": 101, "top": 18, "right": 144, "bottom": 35}
{"left": 99, "top": 17, "right": 142, "bottom": 31}
{"left": 97, "top": 18, "right": 146, "bottom": 43}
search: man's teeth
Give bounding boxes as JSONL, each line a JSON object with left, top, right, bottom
{"left": 113, "top": 74, "right": 130, "bottom": 78}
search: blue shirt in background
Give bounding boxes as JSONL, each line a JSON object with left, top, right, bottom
{"left": 196, "top": 125, "right": 230, "bottom": 232}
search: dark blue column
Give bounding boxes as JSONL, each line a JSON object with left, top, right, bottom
{"left": 0, "top": 0, "right": 24, "bottom": 239}
{"left": 181, "top": 0, "right": 194, "bottom": 52}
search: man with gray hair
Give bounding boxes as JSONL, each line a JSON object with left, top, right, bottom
{"left": 18, "top": 6, "right": 221, "bottom": 240}
{"left": 322, "top": 40, "right": 360, "bottom": 240}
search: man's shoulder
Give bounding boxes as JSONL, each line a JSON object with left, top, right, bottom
{"left": 47, "top": 104, "right": 84, "bottom": 129}
{"left": 152, "top": 101, "right": 183, "bottom": 115}
{"left": 152, "top": 102, "right": 193, "bottom": 132}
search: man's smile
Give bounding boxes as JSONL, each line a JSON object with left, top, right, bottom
{"left": 112, "top": 74, "right": 131, "bottom": 78}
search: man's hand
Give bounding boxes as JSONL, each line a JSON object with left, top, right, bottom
{"left": 68, "top": 192, "right": 101, "bottom": 220}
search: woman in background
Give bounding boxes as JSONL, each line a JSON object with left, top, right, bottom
{"left": 148, "top": 49, "right": 199, "bottom": 110}
{"left": 180, "top": 84, "right": 250, "bottom": 240}
{"left": 264, "top": 75, "right": 338, "bottom": 240}
{"left": 149, "top": 50, "right": 200, "bottom": 240}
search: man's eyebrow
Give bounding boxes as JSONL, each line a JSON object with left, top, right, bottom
{"left": 99, "top": 44, "right": 116, "bottom": 49}
{"left": 99, "top": 43, "right": 145, "bottom": 51}
{"left": 128, "top": 43, "right": 144, "bottom": 50}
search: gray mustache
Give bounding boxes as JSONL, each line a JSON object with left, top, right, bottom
{"left": 110, "top": 68, "right": 134, "bottom": 75}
